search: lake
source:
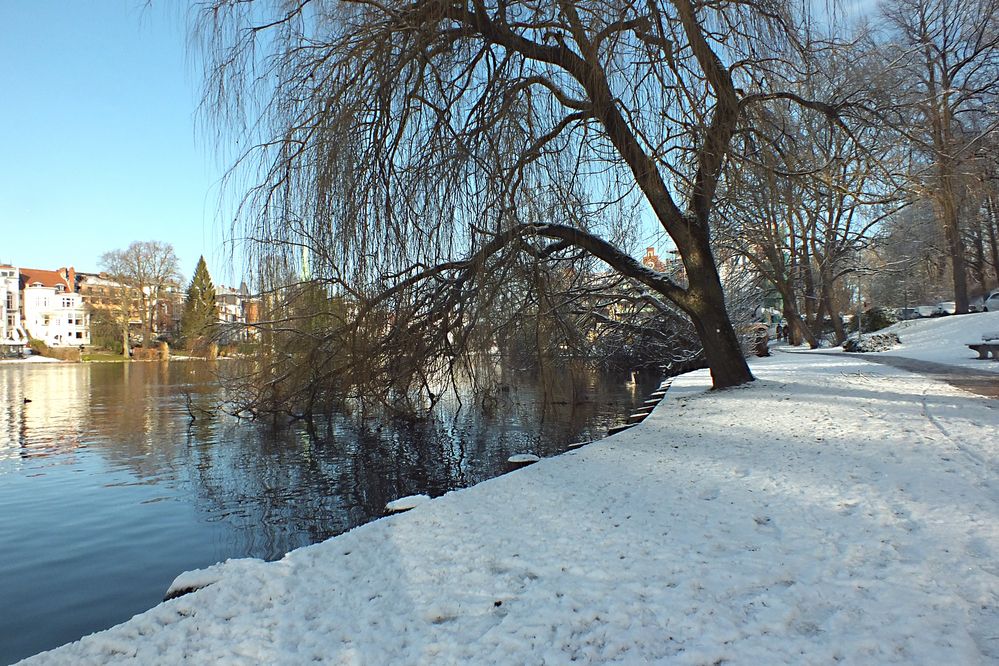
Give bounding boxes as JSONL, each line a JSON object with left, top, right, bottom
{"left": 0, "top": 359, "right": 660, "bottom": 663}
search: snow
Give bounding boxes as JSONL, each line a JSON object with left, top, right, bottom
{"left": 859, "top": 311, "right": 999, "bottom": 372}
{"left": 385, "top": 494, "right": 431, "bottom": 513}
{"left": 164, "top": 559, "right": 268, "bottom": 600}
{"left": 0, "top": 355, "right": 61, "bottom": 364}
{"left": 19, "top": 350, "right": 999, "bottom": 664}
{"left": 506, "top": 454, "right": 541, "bottom": 464}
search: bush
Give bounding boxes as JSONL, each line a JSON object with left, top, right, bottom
{"left": 27, "top": 337, "right": 82, "bottom": 361}
{"left": 843, "top": 332, "right": 901, "bottom": 353}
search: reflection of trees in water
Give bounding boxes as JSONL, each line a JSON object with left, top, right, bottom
{"left": 3, "top": 360, "right": 659, "bottom": 562}
{"left": 175, "top": 362, "right": 660, "bottom": 560}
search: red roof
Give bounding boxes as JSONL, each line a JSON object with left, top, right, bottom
{"left": 19, "top": 267, "right": 76, "bottom": 291}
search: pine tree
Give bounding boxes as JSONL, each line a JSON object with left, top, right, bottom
{"left": 180, "top": 256, "right": 218, "bottom": 351}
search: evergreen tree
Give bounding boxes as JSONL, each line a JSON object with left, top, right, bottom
{"left": 180, "top": 256, "right": 218, "bottom": 351}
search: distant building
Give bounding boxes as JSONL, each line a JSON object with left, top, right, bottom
{"left": 152, "top": 283, "right": 184, "bottom": 340}
{"left": 20, "top": 266, "right": 91, "bottom": 347}
{"left": 78, "top": 272, "right": 183, "bottom": 343}
{"left": 1, "top": 265, "right": 27, "bottom": 350}
{"left": 642, "top": 246, "right": 668, "bottom": 272}
{"left": 77, "top": 272, "right": 128, "bottom": 311}
{"left": 216, "top": 282, "right": 261, "bottom": 344}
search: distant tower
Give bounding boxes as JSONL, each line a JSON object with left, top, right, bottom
{"left": 642, "top": 247, "right": 667, "bottom": 272}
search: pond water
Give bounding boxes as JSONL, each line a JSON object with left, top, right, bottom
{"left": 0, "top": 359, "right": 660, "bottom": 663}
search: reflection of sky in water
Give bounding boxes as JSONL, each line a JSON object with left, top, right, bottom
{"left": 0, "top": 360, "right": 660, "bottom": 664}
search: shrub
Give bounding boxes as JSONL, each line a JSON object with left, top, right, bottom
{"left": 27, "top": 337, "right": 82, "bottom": 361}
{"left": 843, "top": 332, "right": 901, "bottom": 353}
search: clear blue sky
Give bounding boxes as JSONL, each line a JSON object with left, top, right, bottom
{"left": 1, "top": 1, "right": 239, "bottom": 286}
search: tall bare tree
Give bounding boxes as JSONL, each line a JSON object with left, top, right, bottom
{"left": 881, "top": 0, "right": 999, "bottom": 313}
{"left": 718, "top": 31, "right": 905, "bottom": 346}
{"left": 101, "top": 241, "right": 181, "bottom": 349}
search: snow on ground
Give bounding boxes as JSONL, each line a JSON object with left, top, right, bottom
{"left": 0, "top": 355, "right": 61, "bottom": 364}
{"left": 856, "top": 311, "right": 999, "bottom": 372}
{"left": 20, "top": 352, "right": 999, "bottom": 665}
{"left": 385, "top": 494, "right": 432, "bottom": 514}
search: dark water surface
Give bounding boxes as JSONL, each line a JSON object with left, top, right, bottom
{"left": 0, "top": 359, "right": 659, "bottom": 663}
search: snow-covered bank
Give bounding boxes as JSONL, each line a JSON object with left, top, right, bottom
{"left": 0, "top": 355, "right": 61, "bottom": 364}
{"left": 846, "top": 311, "right": 999, "bottom": 372}
{"left": 21, "top": 353, "right": 998, "bottom": 664}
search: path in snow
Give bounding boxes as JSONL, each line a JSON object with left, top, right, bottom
{"left": 806, "top": 351, "right": 999, "bottom": 399}
{"left": 19, "top": 353, "right": 999, "bottom": 665}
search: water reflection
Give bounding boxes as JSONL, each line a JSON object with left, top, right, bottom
{"left": 0, "top": 360, "right": 659, "bottom": 663}
{"left": 0, "top": 363, "right": 90, "bottom": 462}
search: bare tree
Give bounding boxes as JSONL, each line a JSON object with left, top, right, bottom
{"left": 98, "top": 252, "right": 137, "bottom": 357}
{"left": 880, "top": 0, "right": 999, "bottom": 313}
{"left": 195, "top": 0, "right": 858, "bottom": 411}
{"left": 101, "top": 241, "right": 181, "bottom": 349}
{"left": 717, "top": 31, "right": 906, "bottom": 346}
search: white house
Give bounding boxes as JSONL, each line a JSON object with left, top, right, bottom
{"left": 20, "top": 267, "right": 91, "bottom": 347}
{"left": 0, "top": 265, "right": 27, "bottom": 350}
{"left": 216, "top": 282, "right": 260, "bottom": 343}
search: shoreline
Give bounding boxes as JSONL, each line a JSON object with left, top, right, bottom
{"left": 20, "top": 351, "right": 998, "bottom": 664}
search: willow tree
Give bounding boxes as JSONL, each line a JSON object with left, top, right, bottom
{"left": 196, "top": 0, "right": 844, "bottom": 400}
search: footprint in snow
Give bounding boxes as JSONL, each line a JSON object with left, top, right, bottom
{"left": 698, "top": 487, "right": 720, "bottom": 501}
{"left": 965, "top": 536, "right": 992, "bottom": 560}
{"left": 837, "top": 499, "right": 860, "bottom": 514}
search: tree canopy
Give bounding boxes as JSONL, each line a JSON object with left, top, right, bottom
{"left": 100, "top": 240, "right": 181, "bottom": 350}
{"left": 195, "top": 0, "right": 917, "bottom": 419}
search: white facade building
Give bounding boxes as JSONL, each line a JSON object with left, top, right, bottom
{"left": 20, "top": 267, "right": 91, "bottom": 347}
{"left": 0, "top": 265, "right": 27, "bottom": 349}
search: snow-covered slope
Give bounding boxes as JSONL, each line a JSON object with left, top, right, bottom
{"left": 875, "top": 311, "right": 999, "bottom": 372}
{"left": 20, "top": 353, "right": 999, "bottom": 664}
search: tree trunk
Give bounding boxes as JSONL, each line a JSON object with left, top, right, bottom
{"left": 139, "top": 294, "right": 152, "bottom": 348}
{"left": 971, "top": 219, "right": 988, "bottom": 293}
{"left": 683, "top": 239, "right": 753, "bottom": 389}
{"left": 801, "top": 249, "right": 819, "bottom": 335}
{"left": 986, "top": 194, "right": 999, "bottom": 290}
{"left": 821, "top": 281, "right": 846, "bottom": 344}
{"left": 939, "top": 178, "right": 970, "bottom": 312}
{"left": 777, "top": 284, "right": 816, "bottom": 347}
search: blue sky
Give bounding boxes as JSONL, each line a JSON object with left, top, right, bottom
{"left": 1, "top": 1, "right": 239, "bottom": 286}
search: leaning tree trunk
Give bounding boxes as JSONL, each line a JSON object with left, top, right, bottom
{"left": 682, "top": 235, "right": 754, "bottom": 389}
